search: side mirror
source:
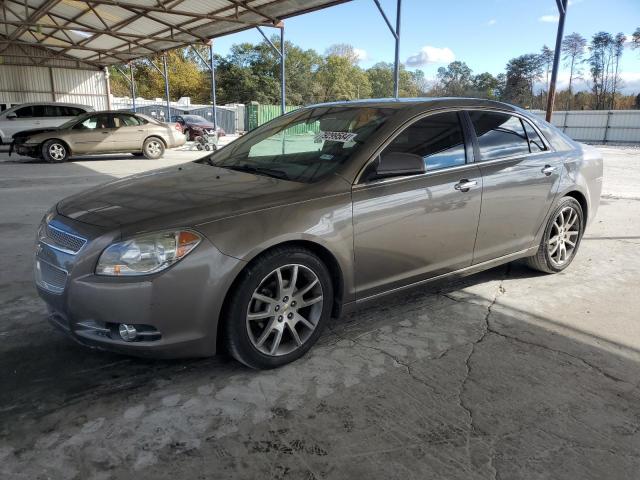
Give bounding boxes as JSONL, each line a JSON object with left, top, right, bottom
{"left": 6, "top": 113, "right": 17, "bottom": 120}
{"left": 375, "top": 152, "right": 426, "bottom": 179}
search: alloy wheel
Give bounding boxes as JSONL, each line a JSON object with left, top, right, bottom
{"left": 146, "top": 140, "right": 162, "bottom": 157}
{"left": 548, "top": 206, "right": 580, "bottom": 267}
{"left": 246, "top": 264, "right": 323, "bottom": 357}
{"left": 49, "top": 143, "right": 66, "bottom": 161}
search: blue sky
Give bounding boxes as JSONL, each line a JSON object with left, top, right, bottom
{"left": 211, "top": 0, "right": 640, "bottom": 93}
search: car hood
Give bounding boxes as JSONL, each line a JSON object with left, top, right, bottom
{"left": 188, "top": 122, "right": 216, "bottom": 130}
{"left": 13, "top": 127, "right": 59, "bottom": 142}
{"left": 57, "top": 162, "right": 344, "bottom": 230}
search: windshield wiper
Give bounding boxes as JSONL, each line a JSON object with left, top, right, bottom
{"left": 221, "top": 164, "right": 290, "bottom": 181}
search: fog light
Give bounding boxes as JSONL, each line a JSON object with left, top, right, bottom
{"left": 119, "top": 324, "right": 137, "bottom": 341}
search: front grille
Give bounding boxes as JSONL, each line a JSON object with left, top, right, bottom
{"left": 44, "top": 224, "right": 87, "bottom": 254}
{"left": 35, "top": 259, "right": 67, "bottom": 294}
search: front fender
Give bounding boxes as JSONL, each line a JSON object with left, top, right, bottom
{"left": 196, "top": 193, "right": 355, "bottom": 304}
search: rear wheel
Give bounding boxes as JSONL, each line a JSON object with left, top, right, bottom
{"left": 42, "top": 139, "right": 69, "bottom": 163}
{"left": 525, "top": 196, "right": 584, "bottom": 273}
{"left": 142, "top": 137, "right": 165, "bottom": 159}
{"left": 223, "top": 247, "right": 333, "bottom": 369}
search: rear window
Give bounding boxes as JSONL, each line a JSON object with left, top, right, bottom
{"left": 527, "top": 115, "right": 574, "bottom": 152}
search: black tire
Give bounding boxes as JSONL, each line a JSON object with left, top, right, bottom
{"left": 42, "top": 139, "right": 69, "bottom": 163}
{"left": 526, "top": 196, "right": 584, "bottom": 273}
{"left": 223, "top": 247, "right": 334, "bottom": 369}
{"left": 142, "top": 137, "right": 165, "bottom": 159}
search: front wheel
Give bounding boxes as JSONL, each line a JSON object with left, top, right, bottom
{"left": 525, "top": 196, "right": 584, "bottom": 273}
{"left": 42, "top": 139, "right": 69, "bottom": 163}
{"left": 223, "top": 247, "right": 333, "bottom": 369}
{"left": 142, "top": 137, "right": 165, "bottom": 159}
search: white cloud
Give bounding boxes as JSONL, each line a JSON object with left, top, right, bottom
{"left": 353, "top": 48, "right": 368, "bottom": 62}
{"left": 406, "top": 46, "right": 455, "bottom": 67}
{"left": 567, "top": 0, "right": 584, "bottom": 6}
{"left": 486, "top": 19, "right": 497, "bottom": 26}
{"left": 539, "top": 15, "right": 559, "bottom": 23}
{"left": 537, "top": 71, "right": 640, "bottom": 94}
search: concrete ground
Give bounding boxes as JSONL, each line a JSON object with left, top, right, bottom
{"left": 0, "top": 143, "right": 639, "bottom": 480}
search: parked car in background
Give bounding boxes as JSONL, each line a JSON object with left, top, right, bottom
{"left": 33, "top": 98, "right": 603, "bottom": 369}
{"left": 12, "top": 111, "right": 185, "bottom": 162}
{"left": 172, "top": 114, "right": 225, "bottom": 140}
{"left": 0, "top": 102, "right": 93, "bottom": 144}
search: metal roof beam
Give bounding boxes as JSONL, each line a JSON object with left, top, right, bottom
{"left": 8, "top": 0, "right": 62, "bottom": 40}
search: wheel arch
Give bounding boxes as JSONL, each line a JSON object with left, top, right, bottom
{"left": 145, "top": 135, "right": 167, "bottom": 147}
{"left": 563, "top": 189, "right": 588, "bottom": 228}
{"left": 216, "top": 239, "right": 345, "bottom": 352}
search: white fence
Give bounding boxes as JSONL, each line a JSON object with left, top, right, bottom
{"left": 532, "top": 110, "right": 640, "bottom": 145}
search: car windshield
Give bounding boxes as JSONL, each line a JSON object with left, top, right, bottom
{"left": 58, "top": 115, "right": 89, "bottom": 130}
{"left": 203, "top": 106, "right": 395, "bottom": 183}
{"left": 183, "top": 115, "right": 210, "bottom": 124}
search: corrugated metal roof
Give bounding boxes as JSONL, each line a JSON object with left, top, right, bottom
{"left": 0, "top": 0, "right": 352, "bottom": 69}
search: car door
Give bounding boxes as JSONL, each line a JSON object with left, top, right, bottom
{"left": 112, "top": 114, "right": 147, "bottom": 151}
{"left": 67, "top": 113, "right": 116, "bottom": 154}
{"left": 466, "top": 110, "right": 563, "bottom": 264}
{"left": 352, "top": 111, "right": 482, "bottom": 299}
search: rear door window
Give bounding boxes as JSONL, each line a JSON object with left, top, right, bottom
{"left": 469, "top": 111, "right": 530, "bottom": 161}
{"left": 522, "top": 119, "right": 547, "bottom": 153}
{"left": 118, "top": 114, "right": 143, "bottom": 126}
{"left": 44, "top": 105, "right": 62, "bottom": 117}
{"left": 31, "top": 105, "right": 46, "bottom": 117}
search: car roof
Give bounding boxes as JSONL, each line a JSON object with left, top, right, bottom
{"left": 9, "top": 102, "right": 92, "bottom": 108}
{"left": 304, "top": 97, "right": 521, "bottom": 112}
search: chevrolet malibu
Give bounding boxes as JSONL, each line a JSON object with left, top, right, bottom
{"left": 35, "top": 98, "right": 603, "bottom": 369}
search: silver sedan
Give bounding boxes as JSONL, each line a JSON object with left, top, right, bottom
{"left": 34, "top": 98, "right": 602, "bottom": 369}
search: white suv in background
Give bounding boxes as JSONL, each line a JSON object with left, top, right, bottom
{"left": 0, "top": 102, "right": 94, "bottom": 144}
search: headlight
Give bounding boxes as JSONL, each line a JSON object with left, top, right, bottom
{"left": 96, "top": 230, "right": 201, "bottom": 276}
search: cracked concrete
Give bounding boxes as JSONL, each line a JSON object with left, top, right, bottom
{"left": 1, "top": 146, "right": 640, "bottom": 479}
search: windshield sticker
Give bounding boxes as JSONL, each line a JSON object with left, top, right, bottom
{"left": 314, "top": 131, "right": 358, "bottom": 143}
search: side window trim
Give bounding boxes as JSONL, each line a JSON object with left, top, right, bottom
{"left": 355, "top": 108, "right": 475, "bottom": 185}
{"left": 465, "top": 109, "right": 553, "bottom": 164}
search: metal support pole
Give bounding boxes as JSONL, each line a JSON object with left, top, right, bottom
{"left": 162, "top": 54, "right": 171, "bottom": 121}
{"left": 257, "top": 24, "right": 285, "bottom": 114}
{"left": 373, "top": 0, "right": 401, "bottom": 98}
{"left": 209, "top": 41, "right": 217, "bottom": 129}
{"left": 546, "top": 0, "right": 568, "bottom": 122}
{"left": 103, "top": 66, "right": 112, "bottom": 110}
{"left": 393, "top": 0, "right": 401, "bottom": 98}
{"left": 129, "top": 62, "right": 136, "bottom": 113}
{"left": 280, "top": 25, "right": 285, "bottom": 114}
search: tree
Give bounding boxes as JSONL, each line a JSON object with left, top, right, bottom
{"left": 471, "top": 72, "right": 500, "bottom": 99}
{"left": 503, "top": 54, "right": 543, "bottom": 107}
{"left": 610, "top": 33, "right": 627, "bottom": 109}
{"left": 316, "top": 55, "right": 371, "bottom": 101}
{"left": 366, "top": 62, "right": 421, "bottom": 98}
{"left": 436, "top": 61, "right": 473, "bottom": 96}
{"left": 540, "top": 45, "right": 555, "bottom": 99}
{"left": 325, "top": 44, "right": 361, "bottom": 65}
{"left": 561, "top": 32, "right": 587, "bottom": 109}
{"left": 632, "top": 27, "right": 640, "bottom": 52}
{"left": 588, "top": 32, "right": 614, "bottom": 109}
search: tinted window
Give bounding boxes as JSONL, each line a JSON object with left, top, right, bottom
{"left": 44, "top": 105, "right": 62, "bottom": 117}
{"left": 62, "top": 106, "right": 84, "bottom": 116}
{"left": 32, "top": 105, "right": 46, "bottom": 117}
{"left": 469, "top": 111, "right": 530, "bottom": 161}
{"left": 383, "top": 112, "right": 466, "bottom": 172}
{"left": 15, "top": 106, "right": 33, "bottom": 118}
{"left": 522, "top": 119, "right": 546, "bottom": 153}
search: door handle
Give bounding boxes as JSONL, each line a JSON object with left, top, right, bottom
{"left": 454, "top": 179, "right": 477, "bottom": 192}
{"left": 541, "top": 165, "right": 556, "bottom": 176}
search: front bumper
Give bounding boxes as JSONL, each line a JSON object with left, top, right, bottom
{"left": 13, "top": 143, "right": 40, "bottom": 157}
{"left": 35, "top": 214, "right": 244, "bottom": 358}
